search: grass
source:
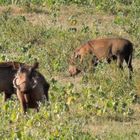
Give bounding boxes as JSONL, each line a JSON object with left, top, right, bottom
{"left": 0, "top": 1, "right": 140, "bottom": 139}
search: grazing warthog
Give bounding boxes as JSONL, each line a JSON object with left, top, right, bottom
{"left": 73, "top": 38, "right": 133, "bottom": 79}
{"left": 0, "top": 61, "right": 49, "bottom": 101}
{"left": 13, "top": 62, "right": 48, "bottom": 113}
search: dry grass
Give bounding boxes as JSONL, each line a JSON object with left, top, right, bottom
{"left": 0, "top": 5, "right": 124, "bottom": 33}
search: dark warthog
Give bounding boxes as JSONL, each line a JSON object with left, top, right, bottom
{"left": 0, "top": 61, "right": 49, "bottom": 101}
{"left": 13, "top": 62, "right": 49, "bottom": 113}
{"left": 72, "top": 38, "right": 133, "bottom": 79}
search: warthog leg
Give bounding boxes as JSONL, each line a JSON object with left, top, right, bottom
{"left": 106, "top": 55, "right": 117, "bottom": 64}
{"left": 3, "top": 93, "right": 12, "bottom": 102}
{"left": 124, "top": 54, "right": 133, "bottom": 79}
{"left": 117, "top": 55, "right": 124, "bottom": 70}
{"left": 43, "top": 84, "right": 50, "bottom": 101}
{"left": 21, "top": 101, "right": 28, "bottom": 114}
{"left": 17, "top": 91, "right": 28, "bottom": 113}
{"left": 106, "top": 58, "right": 111, "bottom": 64}
{"left": 92, "top": 56, "right": 99, "bottom": 67}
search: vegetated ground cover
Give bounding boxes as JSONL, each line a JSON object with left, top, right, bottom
{"left": 0, "top": 0, "right": 140, "bottom": 139}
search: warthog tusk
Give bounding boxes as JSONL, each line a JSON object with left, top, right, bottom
{"left": 13, "top": 77, "right": 18, "bottom": 88}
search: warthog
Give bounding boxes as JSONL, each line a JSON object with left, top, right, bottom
{"left": 0, "top": 61, "right": 49, "bottom": 101}
{"left": 72, "top": 38, "right": 133, "bottom": 78}
{"left": 13, "top": 62, "right": 48, "bottom": 113}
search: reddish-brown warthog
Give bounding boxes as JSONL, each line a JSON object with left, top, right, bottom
{"left": 0, "top": 61, "right": 49, "bottom": 101}
{"left": 13, "top": 62, "right": 49, "bottom": 113}
{"left": 73, "top": 38, "right": 133, "bottom": 79}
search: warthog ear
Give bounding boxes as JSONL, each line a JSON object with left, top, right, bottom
{"left": 29, "top": 67, "right": 34, "bottom": 76}
{"left": 32, "top": 59, "right": 39, "bottom": 70}
{"left": 28, "top": 59, "right": 39, "bottom": 75}
{"left": 12, "top": 62, "right": 17, "bottom": 70}
{"left": 32, "top": 62, "right": 39, "bottom": 69}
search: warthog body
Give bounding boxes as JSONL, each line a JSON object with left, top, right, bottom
{"left": 73, "top": 38, "right": 133, "bottom": 78}
{"left": 13, "top": 63, "right": 48, "bottom": 113}
{"left": 0, "top": 61, "right": 49, "bottom": 101}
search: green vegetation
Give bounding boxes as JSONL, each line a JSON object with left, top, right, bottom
{"left": 0, "top": 0, "right": 140, "bottom": 139}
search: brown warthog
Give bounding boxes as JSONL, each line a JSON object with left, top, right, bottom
{"left": 0, "top": 61, "right": 49, "bottom": 101}
{"left": 72, "top": 38, "right": 133, "bottom": 78}
{"left": 13, "top": 62, "right": 48, "bottom": 113}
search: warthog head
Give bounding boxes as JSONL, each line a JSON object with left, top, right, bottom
{"left": 13, "top": 62, "right": 39, "bottom": 93}
{"left": 68, "top": 65, "right": 81, "bottom": 76}
{"left": 68, "top": 56, "right": 81, "bottom": 76}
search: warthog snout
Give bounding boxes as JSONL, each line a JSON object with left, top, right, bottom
{"left": 68, "top": 65, "right": 81, "bottom": 76}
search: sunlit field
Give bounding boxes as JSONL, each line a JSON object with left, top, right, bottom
{"left": 0, "top": 0, "right": 140, "bottom": 139}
